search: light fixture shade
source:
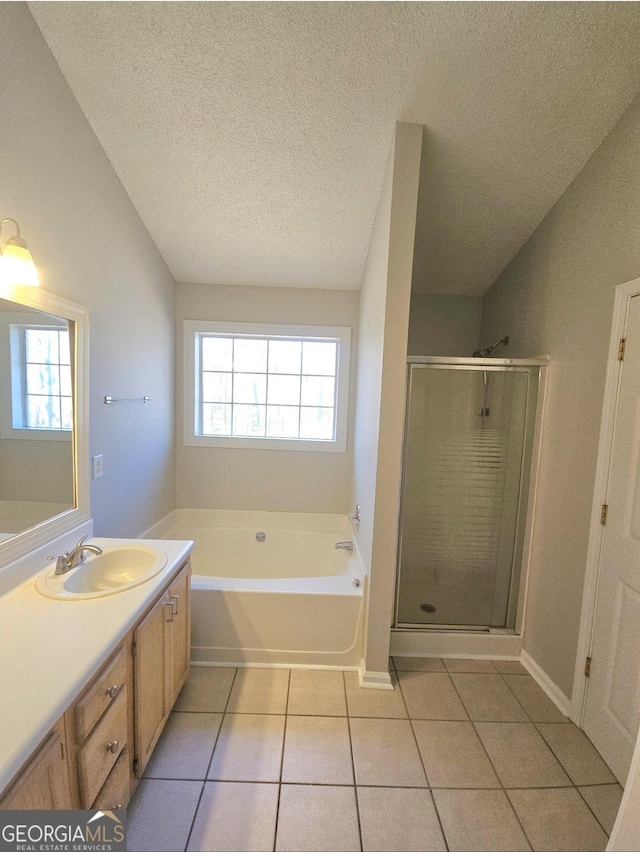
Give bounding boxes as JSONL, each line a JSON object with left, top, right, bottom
{"left": 0, "top": 237, "right": 39, "bottom": 287}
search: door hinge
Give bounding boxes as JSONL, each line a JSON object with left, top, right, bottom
{"left": 585, "top": 656, "right": 592, "bottom": 678}
{"left": 133, "top": 756, "right": 140, "bottom": 778}
{"left": 600, "top": 504, "right": 608, "bottom": 525}
{"left": 60, "top": 741, "right": 65, "bottom": 760}
{"left": 618, "top": 338, "right": 626, "bottom": 361}
{"left": 132, "top": 641, "right": 137, "bottom": 657}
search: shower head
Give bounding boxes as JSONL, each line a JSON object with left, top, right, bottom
{"left": 473, "top": 335, "right": 510, "bottom": 358}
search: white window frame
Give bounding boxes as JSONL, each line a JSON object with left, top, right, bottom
{"left": 184, "top": 320, "right": 351, "bottom": 452}
{"left": 0, "top": 312, "right": 72, "bottom": 442}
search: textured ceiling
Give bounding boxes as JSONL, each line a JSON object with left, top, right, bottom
{"left": 29, "top": 2, "right": 640, "bottom": 294}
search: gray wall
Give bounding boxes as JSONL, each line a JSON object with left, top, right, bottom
{"left": 175, "top": 282, "right": 359, "bottom": 514}
{"left": 408, "top": 294, "right": 482, "bottom": 357}
{"left": 1, "top": 4, "right": 176, "bottom": 537}
{"left": 481, "top": 91, "right": 640, "bottom": 698}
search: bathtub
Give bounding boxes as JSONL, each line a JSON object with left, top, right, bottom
{"left": 151, "top": 509, "right": 365, "bottom": 668}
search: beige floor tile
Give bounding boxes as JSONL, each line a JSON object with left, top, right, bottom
{"left": 174, "top": 666, "right": 236, "bottom": 712}
{"left": 282, "top": 715, "right": 353, "bottom": 784}
{"left": 287, "top": 669, "right": 346, "bottom": 716}
{"left": 276, "top": 784, "right": 360, "bottom": 851}
{"left": 393, "top": 657, "right": 446, "bottom": 672}
{"left": 508, "top": 788, "right": 609, "bottom": 851}
{"left": 127, "top": 779, "right": 202, "bottom": 852}
{"left": 502, "top": 675, "right": 569, "bottom": 723}
{"left": 358, "top": 787, "right": 446, "bottom": 851}
{"left": 208, "top": 713, "right": 285, "bottom": 782}
{"left": 433, "top": 789, "right": 530, "bottom": 852}
{"left": 444, "top": 659, "right": 497, "bottom": 673}
{"left": 450, "top": 673, "right": 529, "bottom": 721}
{"left": 350, "top": 717, "right": 427, "bottom": 787}
{"left": 493, "top": 660, "right": 528, "bottom": 674}
{"left": 344, "top": 670, "right": 408, "bottom": 718}
{"left": 412, "top": 720, "right": 500, "bottom": 788}
{"left": 187, "top": 781, "right": 279, "bottom": 852}
{"left": 536, "top": 723, "right": 617, "bottom": 785}
{"left": 398, "top": 672, "right": 468, "bottom": 720}
{"left": 226, "top": 667, "right": 290, "bottom": 714}
{"left": 144, "top": 712, "right": 222, "bottom": 780}
{"left": 475, "top": 722, "right": 571, "bottom": 787}
{"left": 579, "top": 784, "right": 624, "bottom": 835}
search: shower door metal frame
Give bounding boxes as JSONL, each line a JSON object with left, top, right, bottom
{"left": 394, "top": 355, "right": 548, "bottom": 634}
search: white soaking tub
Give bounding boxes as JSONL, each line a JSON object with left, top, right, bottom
{"left": 154, "top": 509, "right": 365, "bottom": 668}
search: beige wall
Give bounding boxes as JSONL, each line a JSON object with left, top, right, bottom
{"left": 1, "top": 4, "right": 176, "bottom": 538}
{"left": 175, "top": 282, "right": 359, "bottom": 513}
{"left": 353, "top": 122, "right": 423, "bottom": 676}
{"left": 481, "top": 92, "right": 640, "bottom": 698}
{"left": 408, "top": 294, "right": 482, "bottom": 356}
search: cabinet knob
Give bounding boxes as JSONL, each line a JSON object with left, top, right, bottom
{"left": 105, "top": 685, "right": 118, "bottom": 698}
{"left": 171, "top": 594, "right": 179, "bottom": 616}
{"left": 106, "top": 740, "right": 119, "bottom": 754}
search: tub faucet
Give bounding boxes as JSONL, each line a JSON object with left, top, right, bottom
{"left": 335, "top": 541, "right": 354, "bottom": 551}
{"left": 49, "top": 535, "right": 104, "bottom": 575}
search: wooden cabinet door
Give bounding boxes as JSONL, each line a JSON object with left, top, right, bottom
{"left": 165, "top": 562, "right": 191, "bottom": 708}
{"left": 0, "top": 724, "right": 72, "bottom": 810}
{"left": 133, "top": 593, "right": 171, "bottom": 775}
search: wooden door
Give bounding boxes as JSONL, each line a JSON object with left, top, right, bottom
{"left": 166, "top": 562, "right": 191, "bottom": 708}
{"left": 0, "top": 725, "right": 72, "bottom": 809}
{"left": 583, "top": 294, "right": 640, "bottom": 783}
{"left": 133, "top": 592, "right": 170, "bottom": 775}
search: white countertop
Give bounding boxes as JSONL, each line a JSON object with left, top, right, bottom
{"left": 0, "top": 536, "right": 193, "bottom": 796}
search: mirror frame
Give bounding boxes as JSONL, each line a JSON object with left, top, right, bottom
{"left": 0, "top": 285, "right": 89, "bottom": 570}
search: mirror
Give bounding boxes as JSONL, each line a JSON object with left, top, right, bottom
{"left": 0, "top": 286, "right": 89, "bottom": 569}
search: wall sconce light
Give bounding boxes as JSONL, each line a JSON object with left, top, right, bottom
{"left": 0, "top": 218, "right": 39, "bottom": 287}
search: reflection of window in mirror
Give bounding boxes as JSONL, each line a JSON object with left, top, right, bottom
{"left": 9, "top": 322, "right": 72, "bottom": 433}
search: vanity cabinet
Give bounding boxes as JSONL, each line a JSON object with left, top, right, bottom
{"left": 134, "top": 561, "right": 191, "bottom": 776}
{"left": 0, "top": 557, "right": 191, "bottom": 809}
{"left": 0, "top": 720, "right": 72, "bottom": 810}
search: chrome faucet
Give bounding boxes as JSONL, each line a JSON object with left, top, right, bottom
{"left": 49, "top": 535, "right": 104, "bottom": 575}
{"left": 335, "top": 541, "right": 354, "bottom": 551}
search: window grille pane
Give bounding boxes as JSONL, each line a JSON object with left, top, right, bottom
{"left": 234, "top": 338, "right": 267, "bottom": 373}
{"left": 27, "top": 395, "right": 60, "bottom": 429}
{"left": 300, "top": 406, "right": 334, "bottom": 440}
{"left": 27, "top": 363, "right": 60, "bottom": 396}
{"left": 203, "top": 403, "right": 231, "bottom": 435}
{"left": 267, "top": 374, "right": 301, "bottom": 406}
{"left": 202, "top": 336, "right": 232, "bottom": 371}
{"left": 61, "top": 397, "right": 73, "bottom": 430}
{"left": 266, "top": 405, "right": 300, "bottom": 438}
{"left": 302, "top": 341, "right": 336, "bottom": 376}
{"left": 233, "top": 404, "right": 266, "bottom": 436}
{"left": 58, "top": 331, "right": 71, "bottom": 365}
{"left": 203, "top": 372, "right": 232, "bottom": 403}
{"left": 234, "top": 373, "right": 267, "bottom": 404}
{"left": 60, "top": 365, "right": 72, "bottom": 397}
{"left": 301, "top": 376, "right": 335, "bottom": 407}
{"left": 25, "top": 329, "right": 59, "bottom": 364}
{"left": 268, "top": 340, "right": 302, "bottom": 374}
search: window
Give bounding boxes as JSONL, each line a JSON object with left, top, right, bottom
{"left": 184, "top": 321, "right": 351, "bottom": 452}
{"left": 0, "top": 316, "right": 72, "bottom": 440}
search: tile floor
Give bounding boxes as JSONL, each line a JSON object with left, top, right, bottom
{"left": 127, "top": 658, "right": 623, "bottom": 852}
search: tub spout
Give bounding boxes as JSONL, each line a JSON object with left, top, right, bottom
{"left": 335, "top": 540, "right": 354, "bottom": 551}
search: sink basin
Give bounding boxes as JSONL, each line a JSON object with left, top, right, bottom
{"left": 35, "top": 544, "right": 168, "bottom": 600}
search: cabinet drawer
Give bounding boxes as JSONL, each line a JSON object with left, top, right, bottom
{"left": 75, "top": 645, "right": 127, "bottom": 743}
{"left": 77, "top": 687, "right": 127, "bottom": 807}
{"left": 92, "top": 748, "right": 130, "bottom": 812}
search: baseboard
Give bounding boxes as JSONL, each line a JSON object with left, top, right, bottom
{"left": 358, "top": 660, "right": 394, "bottom": 690}
{"left": 390, "top": 629, "right": 523, "bottom": 660}
{"left": 520, "top": 649, "right": 572, "bottom": 717}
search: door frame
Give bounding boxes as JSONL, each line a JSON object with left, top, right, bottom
{"left": 572, "top": 277, "right": 640, "bottom": 724}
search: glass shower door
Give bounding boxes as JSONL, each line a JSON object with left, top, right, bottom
{"left": 395, "top": 364, "right": 534, "bottom": 630}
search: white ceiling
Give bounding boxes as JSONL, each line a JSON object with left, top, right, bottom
{"left": 30, "top": 2, "right": 640, "bottom": 295}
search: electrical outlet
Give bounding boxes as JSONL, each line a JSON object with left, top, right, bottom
{"left": 92, "top": 454, "right": 104, "bottom": 480}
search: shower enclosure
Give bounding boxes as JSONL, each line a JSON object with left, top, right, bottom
{"left": 395, "top": 357, "right": 544, "bottom": 632}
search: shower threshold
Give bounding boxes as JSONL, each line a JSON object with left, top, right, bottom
{"left": 394, "top": 623, "right": 516, "bottom": 634}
